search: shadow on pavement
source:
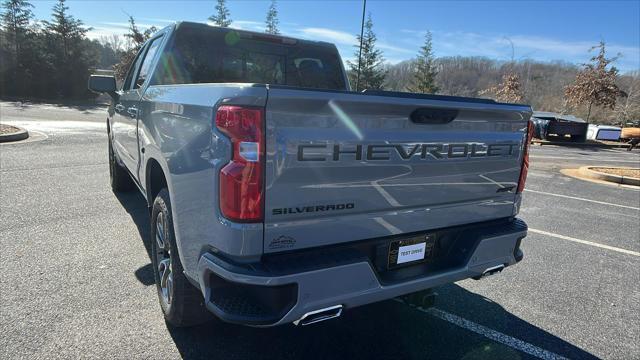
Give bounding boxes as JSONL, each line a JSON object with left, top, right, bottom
{"left": 532, "top": 141, "right": 627, "bottom": 153}
{"left": 113, "top": 191, "right": 154, "bottom": 285}
{"left": 115, "top": 190, "right": 597, "bottom": 360}
{"left": 2, "top": 98, "right": 108, "bottom": 113}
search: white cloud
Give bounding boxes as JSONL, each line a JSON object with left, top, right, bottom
{"left": 84, "top": 18, "right": 639, "bottom": 72}
{"left": 87, "top": 21, "right": 168, "bottom": 40}
{"left": 384, "top": 57, "right": 407, "bottom": 65}
{"left": 298, "top": 27, "right": 357, "bottom": 45}
{"left": 295, "top": 27, "right": 413, "bottom": 57}
{"left": 509, "top": 35, "right": 638, "bottom": 58}
{"left": 228, "top": 20, "right": 265, "bottom": 32}
{"left": 294, "top": 28, "right": 373, "bottom": 67}
{"left": 399, "top": 29, "right": 639, "bottom": 71}
{"left": 86, "top": 26, "right": 128, "bottom": 40}
{"left": 201, "top": 20, "right": 266, "bottom": 32}
{"left": 101, "top": 21, "right": 159, "bottom": 30}
{"left": 139, "top": 18, "right": 177, "bottom": 24}
{"left": 378, "top": 42, "right": 414, "bottom": 54}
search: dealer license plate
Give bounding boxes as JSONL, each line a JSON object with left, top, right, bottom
{"left": 387, "top": 234, "right": 435, "bottom": 269}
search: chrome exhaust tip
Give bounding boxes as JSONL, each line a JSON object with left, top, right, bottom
{"left": 293, "top": 305, "right": 343, "bottom": 326}
{"left": 481, "top": 264, "right": 505, "bottom": 277}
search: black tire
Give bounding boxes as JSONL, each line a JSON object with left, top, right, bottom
{"left": 108, "top": 137, "right": 134, "bottom": 192}
{"left": 571, "top": 134, "right": 586, "bottom": 142}
{"left": 151, "top": 188, "right": 211, "bottom": 327}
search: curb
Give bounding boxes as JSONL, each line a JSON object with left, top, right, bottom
{"left": 0, "top": 126, "right": 29, "bottom": 143}
{"left": 578, "top": 166, "right": 640, "bottom": 186}
{"left": 532, "top": 140, "right": 630, "bottom": 149}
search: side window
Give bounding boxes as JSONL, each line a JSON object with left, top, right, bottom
{"left": 122, "top": 45, "right": 147, "bottom": 91}
{"left": 134, "top": 36, "right": 164, "bottom": 89}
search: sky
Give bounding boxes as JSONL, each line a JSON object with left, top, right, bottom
{"left": 29, "top": 0, "right": 640, "bottom": 72}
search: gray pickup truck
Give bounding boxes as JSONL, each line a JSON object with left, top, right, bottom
{"left": 89, "top": 22, "right": 532, "bottom": 327}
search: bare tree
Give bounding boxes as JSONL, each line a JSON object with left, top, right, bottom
{"left": 614, "top": 71, "right": 640, "bottom": 124}
{"left": 98, "top": 34, "right": 125, "bottom": 52}
{"left": 481, "top": 73, "right": 524, "bottom": 103}
{"left": 113, "top": 16, "right": 156, "bottom": 80}
{"left": 565, "top": 41, "right": 622, "bottom": 121}
{"left": 99, "top": 34, "right": 124, "bottom": 53}
{"left": 479, "top": 37, "right": 525, "bottom": 103}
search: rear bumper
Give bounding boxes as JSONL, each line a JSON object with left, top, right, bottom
{"left": 197, "top": 218, "right": 527, "bottom": 327}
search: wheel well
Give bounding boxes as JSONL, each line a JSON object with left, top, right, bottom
{"left": 146, "top": 159, "right": 167, "bottom": 207}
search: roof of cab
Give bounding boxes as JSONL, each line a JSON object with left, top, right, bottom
{"left": 172, "top": 21, "right": 336, "bottom": 48}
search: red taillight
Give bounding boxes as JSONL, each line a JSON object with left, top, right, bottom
{"left": 216, "top": 105, "right": 264, "bottom": 222}
{"left": 517, "top": 120, "right": 534, "bottom": 193}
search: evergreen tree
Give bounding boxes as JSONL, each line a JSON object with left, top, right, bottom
{"left": 209, "top": 0, "right": 231, "bottom": 27}
{"left": 347, "top": 13, "right": 386, "bottom": 91}
{"left": 1, "top": 0, "right": 33, "bottom": 62}
{"left": 1, "top": 0, "right": 36, "bottom": 96}
{"left": 43, "top": 0, "right": 89, "bottom": 60}
{"left": 408, "top": 31, "right": 439, "bottom": 94}
{"left": 42, "top": 0, "right": 94, "bottom": 98}
{"left": 265, "top": 0, "right": 279, "bottom": 35}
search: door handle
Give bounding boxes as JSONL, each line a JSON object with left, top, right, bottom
{"left": 127, "top": 107, "right": 138, "bottom": 118}
{"left": 410, "top": 108, "right": 458, "bottom": 124}
{"left": 115, "top": 104, "right": 125, "bottom": 112}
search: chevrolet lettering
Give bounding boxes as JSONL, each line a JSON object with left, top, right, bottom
{"left": 297, "top": 142, "right": 520, "bottom": 161}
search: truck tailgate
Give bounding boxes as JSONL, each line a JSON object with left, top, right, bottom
{"left": 263, "top": 88, "right": 531, "bottom": 253}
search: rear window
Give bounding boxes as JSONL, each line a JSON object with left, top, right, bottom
{"left": 152, "top": 26, "right": 347, "bottom": 90}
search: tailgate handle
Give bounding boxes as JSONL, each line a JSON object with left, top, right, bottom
{"left": 410, "top": 108, "right": 458, "bottom": 124}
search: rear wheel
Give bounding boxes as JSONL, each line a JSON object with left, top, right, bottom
{"left": 151, "top": 188, "right": 211, "bottom": 327}
{"left": 108, "top": 137, "right": 134, "bottom": 192}
{"left": 571, "top": 134, "right": 586, "bottom": 142}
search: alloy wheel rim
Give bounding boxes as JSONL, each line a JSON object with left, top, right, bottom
{"left": 109, "top": 144, "right": 115, "bottom": 179}
{"left": 155, "top": 212, "right": 173, "bottom": 306}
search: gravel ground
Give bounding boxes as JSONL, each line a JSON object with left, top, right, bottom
{"left": 591, "top": 167, "right": 640, "bottom": 178}
{"left": 1, "top": 101, "right": 639, "bottom": 359}
{"left": 0, "top": 123, "right": 20, "bottom": 134}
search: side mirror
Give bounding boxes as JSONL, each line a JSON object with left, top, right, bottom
{"left": 88, "top": 75, "right": 117, "bottom": 98}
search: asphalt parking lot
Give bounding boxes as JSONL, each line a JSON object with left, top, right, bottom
{"left": 1, "top": 101, "right": 639, "bottom": 359}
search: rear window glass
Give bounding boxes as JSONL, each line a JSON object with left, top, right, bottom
{"left": 152, "top": 26, "right": 346, "bottom": 90}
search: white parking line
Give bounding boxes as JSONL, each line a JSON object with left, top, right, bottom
{"left": 526, "top": 171, "right": 554, "bottom": 178}
{"left": 410, "top": 305, "right": 567, "bottom": 360}
{"left": 530, "top": 155, "right": 640, "bottom": 163}
{"left": 524, "top": 189, "right": 640, "bottom": 210}
{"left": 600, "top": 148, "right": 630, "bottom": 154}
{"left": 479, "top": 174, "right": 506, "bottom": 188}
{"left": 529, "top": 228, "right": 640, "bottom": 257}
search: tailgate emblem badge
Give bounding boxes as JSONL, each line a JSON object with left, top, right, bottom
{"left": 269, "top": 235, "right": 296, "bottom": 250}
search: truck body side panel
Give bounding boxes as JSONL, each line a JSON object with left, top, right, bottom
{"left": 138, "top": 84, "right": 268, "bottom": 278}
